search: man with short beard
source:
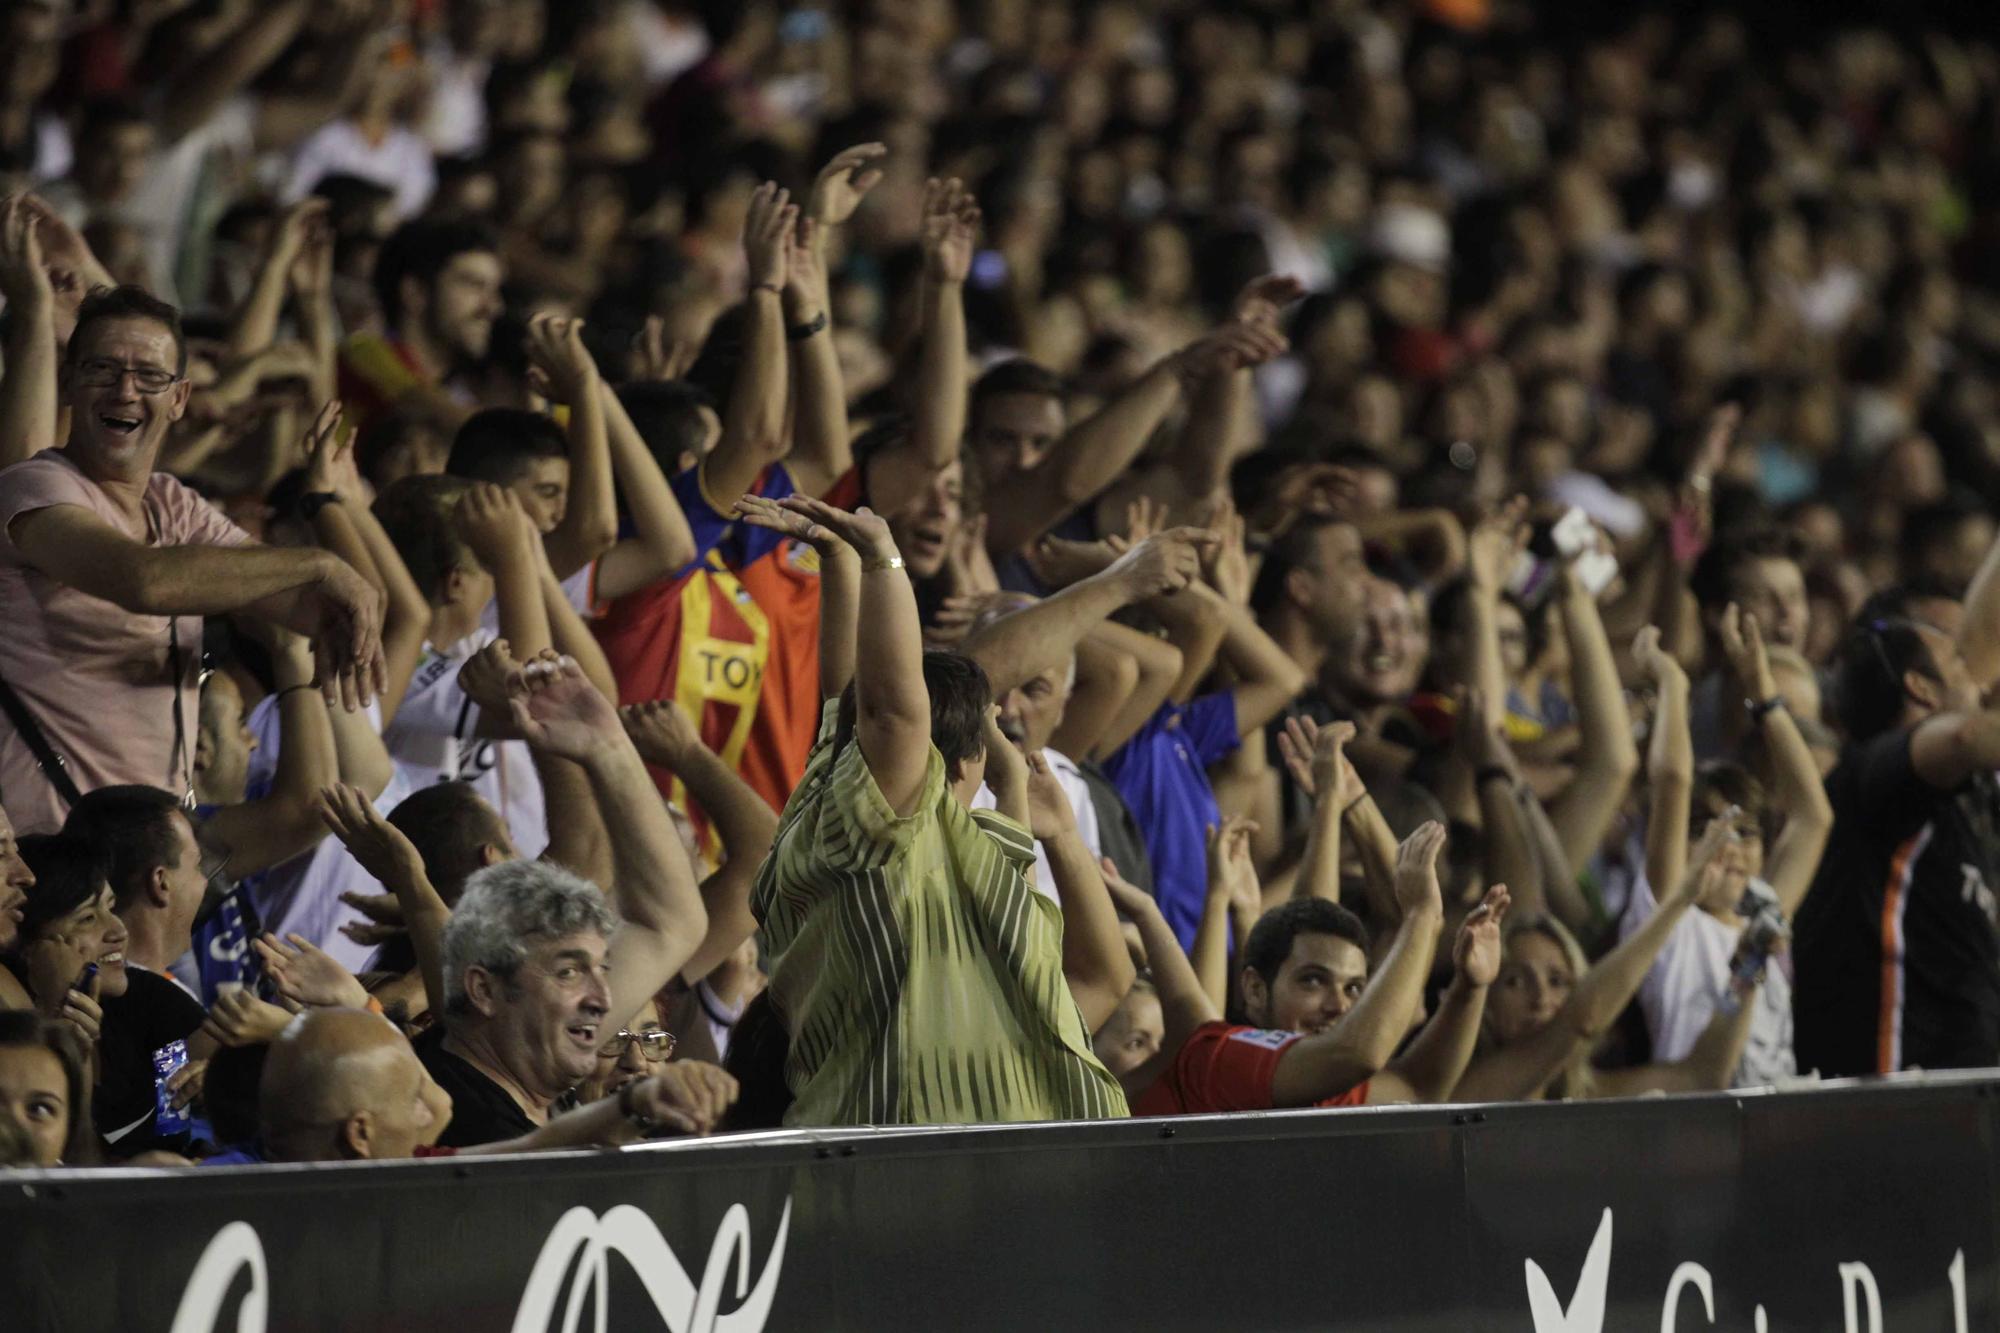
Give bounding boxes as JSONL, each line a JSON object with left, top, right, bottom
{"left": 338, "top": 219, "right": 504, "bottom": 436}
{"left": 0, "top": 286, "right": 383, "bottom": 832}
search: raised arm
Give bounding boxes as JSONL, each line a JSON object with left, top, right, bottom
{"left": 159, "top": 0, "right": 312, "bottom": 145}
{"left": 204, "top": 631, "right": 339, "bottom": 875}
{"left": 319, "top": 783, "right": 452, "bottom": 1015}
{"left": 591, "top": 381, "right": 698, "bottom": 602}
{"left": 1211, "top": 590, "right": 1308, "bottom": 736}
{"left": 521, "top": 317, "right": 616, "bottom": 581}
{"left": 1026, "top": 750, "right": 1137, "bottom": 1031}
{"left": 1719, "top": 606, "right": 1832, "bottom": 915}
{"left": 229, "top": 200, "right": 325, "bottom": 359}
{"left": 1456, "top": 694, "right": 1542, "bottom": 911}
{"left": 1595, "top": 965, "right": 1762, "bottom": 1097}
{"left": 1635, "top": 625, "right": 1694, "bottom": 905}
{"left": 313, "top": 422, "right": 431, "bottom": 719}
{"left": 1268, "top": 823, "right": 1448, "bottom": 1107}
{"left": 960, "top": 529, "right": 1207, "bottom": 697}
{"left": 1101, "top": 860, "right": 1221, "bottom": 1090}
{"left": 1171, "top": 281, "right": 1297, "bottom": 504}
{"left": 1368, "top": 885, "right": 1510, "bottom": 1104}
{"left": 508, "top": 658, "right": 707, "bottom": 1028}
{"left": 1189, "top": 843, "right": 1237, "bottom": 1013}
{"left": 869, "top": 177, "right": 979, "bottom": 511}
{"left": 1081, "top": 620, "right": 1184, "bottom": 760}
{"left": 622, "top": 699, "right": 777, "bottom": 984}
{"left": 0, "top": 197, "right": 57, "bottom": 468}
{"left": 743, "top": 494, "right": 928, "bottom": 814}
{"left": 1957, "top": 520, "right": 2000, "bottom": 691}
{"left": 737, "top": 493, "right": 858, "bottom": 698}
{"left": 1546, "top": 563, "right": 1641, "bottom": 869}
{"left": 1456, "top": 821, "right": 1735, "bottom": 1103}
{"left": 700, "top": 184, "right": 795, "bottom": 511}
{"left": 1464, "top": 499, "right": 1531, "bottom": 729}
{"left": 1277, "top": 717, "right": 1361, "bottom": 905}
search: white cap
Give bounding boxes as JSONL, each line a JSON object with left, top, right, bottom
{"left": 1370, "top": 202, "right": 1451, "bottom": 273}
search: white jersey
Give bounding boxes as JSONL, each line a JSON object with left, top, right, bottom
{"left": 972, "top": 747, "right": 1104, "bottom": 905}
{"left": 383, "top": 628, "right": 549, "bottom": 860}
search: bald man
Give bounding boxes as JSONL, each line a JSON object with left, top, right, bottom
{"left": 254, "top": 1009, "right": 740, "bottom": 1162}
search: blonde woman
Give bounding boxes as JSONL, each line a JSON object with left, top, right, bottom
{"left": 1454, "top": 820, "right": 1763, "bottom": 1102}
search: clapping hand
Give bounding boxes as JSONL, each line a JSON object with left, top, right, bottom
{"left": 254, "top": 931, "right": 370, "bottom": 1010}
{"left": 1467, "top": 496, "right": 1531, "bottom": 594}
{"left": 1394, "top": 821, "right": 1448, "bottom": 920}
{"left": 743, "top": 182, "right": 797, "bottom": 292}
{"left": 1453, "top": 884, "right": 1512, "bottom": 988}
{"left": 1718, "top": 603, "right": 1777, "bottom": 705}
{"left": 807, "top": 143, "right": 889, "bottom": 228}
{"left": 507, "top": 654, "right": 624, "bottom": 763}
{"left": 920, "top": 176, "right": 981, "bottom": 284}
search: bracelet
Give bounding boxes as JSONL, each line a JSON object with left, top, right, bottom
{"left": 299, "top": 491, "right": 341, "bottom": 520}
{"left": 1475, "top": 765, "right": 1514, "bottom": 789}
{"left": 1341, "top": 791, "right": 1372, "bottom": 815}
{"left": 862, "top": 553, "right": 906, "bottom": 574}
{"left": 1746, "top": 695, "right": 1786, "bottom": 722}
{"left": 275, "top": 684, "right": 319, "bottom": 703}
{"left": 750, "top": 281, "right": 782, "bottom": 297}
{"left": 787, "top": 309, "right": 828, "bottom": 342}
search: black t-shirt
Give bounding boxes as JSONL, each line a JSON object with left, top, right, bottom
{"left": 414, "top": 1024, "right": 537, "bottom": 1148}
{"left": 1793, "top": 729, "right": 2000, "bottom": 1078}
{"left": 98, "top": 968, "right": 209, "bottom": 1156}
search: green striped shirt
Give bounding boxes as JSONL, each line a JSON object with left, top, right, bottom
{"left": 751, "top": 702, "right": 1129, "bottom": 1126}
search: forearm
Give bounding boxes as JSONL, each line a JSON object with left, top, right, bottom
{"left": 1092, "top": 623, "right": 1182, "bottom": 758}
{"left": 1345, "top": 796, "right": 1403, "bottom": 926}
{"left": 1290, "top": 794, "right": 1343, "bottom": 904}
{"left": 817, "top": 546, "right": 859, "bottom": 699}
{"left": 785, "top": 298, "right": 850, "bottom": 495}
{"left": 1761, "top": 708, "right": 1833, "bottom": 836}
{"left": 1475, "top": 774, "right": 1541, "bottom": 911}
{"left": 309, "top": 501, "right": 381, "bottom": 596}
{"left": 1568, "top": 892, "right": 1695, "bottom": 1039}
{"left": 666, "top": 743, "right": 778, "bottom": 870}
{"left": 1548, "top": 577, "right": 1638, "bottom": 865}
{"left": 470, "top": 1093, "right": 631, "bottom": 1154}
{"left": 1957, "top": 529, "right": 2000, "bottom": 689}
{"left": 1148, "top": 586, "right": 1226, "bottom": 704}
{"left": 961, "top": 570, "right": 1132, "bottom": 696}
{"left": 703, "top": 290, "right": 787, "bottom": 509}
{"left": 1189, "top": 888, "right": 1233, "bottom": 1012}
{"left": 1518, "top": 787, "right": 1593, "bottom": 936}
{"left": 1048, "top": 635, "right": 1135, "bottom": 760}
{"left": 491, "top": 547, "right": 551, "bottom": 661}
{"left": 327, "top": 704, "right": 393, "bottom": 798}
{"left": 600, "top": 381, "right": 697, "bottom": 575}
{"left": 131, "top": 543, "right": 335, "bottom": 618}
{"left": 346, "top": 501, "right": 430, "bottom": 717}
{"left": 1383, "top": 976, "right": 1487, "bottom": 1103}
{"left": 296, "top": 295, "right": 338, "bottom": 406}
{"left": 854, "top": 563, "right": 930, "bottom": 779}
{"left": 1175, "top": 367, "right": 1249, "bottom": 500}
{"left": 1644, "top": 675, "right": 1693, "bottom": 897}
{"left": 544, "top": 571, "right": 617, "bottom": 701}
{"left": 1046, "top": 828, "right": 1137, "bottom": 1031}
{"left": 1464, "top": 586, "right": 1509, "bottom": 730}
{"left": 1215, "top": 594, "right": 1307, "bottom": 734}
{"left": 227, "top": 253, "right": 292, "bottom": 358}
{"left": 1130, "top": 897, "right": 1220, "bottom": 1036}
{"left": 0, "top": 294, "right": 56, "bottom": 468}
{"left": 546, "top": 375, "right": 615, "bottom": 580}
{"left": 585, "top": 744, "right": 706, "bottom": 958}
{"left": 910, "top": 277, "right": 967, "bottom": 473}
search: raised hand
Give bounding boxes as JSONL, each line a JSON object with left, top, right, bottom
{"left": 336, "top": 891, "right": 407, "bottom": 949}
{"left": 777, "top": 495, "right": 898, "bottom": 563}
{"left": 201, "top": 988, "right": 297, "bottom": 1048}
{"left": 507, "top": 654, "right": 624, "bottom": 762}
{"left": 1207, "top": 815, "right": 1263, "bottom": 918}
{"left": 1106, "top": 527, "right": 1215, "bottom": 600}
{"left": 1394, "top": 820, "right": 1449, "bottom": 919}
{"left": 733, "top": 492, "right": 837, "bottom": 556}
{"left": 455, "top": 482, "right": 536, "bottom": 570}
{"left": 1023, "top": 750, "right": 1077, "bottom": 841}
{"left": 457, "top": 638, "right": 524, "bottom": 717}
{"left": 920, "top": 176, "right": 982, "bottom": 284}
{"left": 619, "top": 698, "right": 705, "bottom": 771}
{"left": 742, "top": 182, "right": 797, "bottom": 292}
{"left": 523, "top": 313, "right": 600, "bottom": 406}
{"left": 785, "top": 216, "right": 828, "bottom": 306}
{"left": 267, "top": 197, "right": 329, "bottom": 276}
{"left": 1718, "top": 603, "right": 1777, "bottom": 704}
{"left": 1173, "top": 320, "right": 1289, "bottom": 382}
{"left": 1671, "top": 813, "right": 1740, "bottom": 909}
{"left": 319, "top": 782, "right": 429, "bottom": 897}
{"left": 1452, "top": 688, "right": 1519, "bottom": 781}
{"left": 300, "top": 399, "right": 362, "bottom": 499}
{"left": 1098, "top": 855, "right": 1155, "bottom": 919}
{"left": 628, "top": 315, "right": 696, "bottom": 383}
{"left": 1467, "top": 496, "right": 1531, "bottom": 594}
{"left": 627, "top": 1060, "right": 741, "bottom": 1136}
{"left": 307, "top": 558, "right": 386, "bottom": 712}
{"left": 254, "top": 931, "right": 370, "bottom": 1010}
{"left": 17, "top": 194, "right": 113, "bottom": 343}
{"left": 1630, "top": 624, "right": 1686, "bottom": 692}
{"left": 287, "top": 201, "right": 335, "bottom": 308}
{"left": 807, "top": 143, "right": 889, "bottom": 228}
{"left": 1233, "top": 273, "right": 1306, "bottom": 327}
{"left": 0, "top": 194, "right": 52, "bottom": 313}
{"left": 1453, "top": 883, "right": 1512, "bottom": 987}
{"left": 1202, "top": 496, "right": 1253, "bottom": 605}
{"left": 981, "top": 705, "right": 1028, "bottom": 806}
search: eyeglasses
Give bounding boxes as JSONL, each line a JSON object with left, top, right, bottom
{"left": 600, "top": 1028, "right": 676, "bottom": 1062}
{"left": 76, "top": 359, "right": 182, "bottom": 394}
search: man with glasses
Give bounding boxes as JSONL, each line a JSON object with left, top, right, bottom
{"left": 0, "top": 285, "right": 383, "bottom": 832}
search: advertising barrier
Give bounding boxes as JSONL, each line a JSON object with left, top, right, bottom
{"left": 3, "top": 1074, "right": 1996, "bottom": 1331}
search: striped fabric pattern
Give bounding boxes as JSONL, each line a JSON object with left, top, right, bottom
{"left": 752, "top": 703, "right": 1129, "bottom": 1126}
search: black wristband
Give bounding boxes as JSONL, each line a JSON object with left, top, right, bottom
{"left": 1746, "top": 695, "right": 1786, "bottom": 722}
{"left": 299, "top": 491, "right": 341, "bottom": 520}
{"left": 1475, "top": 765, "right": 1514, "bottom": 788}
{"left": 787, "top": 309, "right": 828, "bottom": 342}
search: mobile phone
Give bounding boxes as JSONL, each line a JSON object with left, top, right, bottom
{"left": 71, "top": 963, "right": 98, "bottom": 993}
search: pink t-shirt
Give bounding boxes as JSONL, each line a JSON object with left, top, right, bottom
{"left": 0, "top": 451, "right": 249, "bottom": 832}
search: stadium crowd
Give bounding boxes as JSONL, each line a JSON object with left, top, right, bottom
{"left": 0, "top": 0, "right": 1999, "bottom": 1167}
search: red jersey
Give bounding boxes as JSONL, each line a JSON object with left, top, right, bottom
{"left": 593, "top": 463, "right": 827, "bottom": 855}
{"left": 1131, "top": 1021, "right": 1371, "bottom": 1116}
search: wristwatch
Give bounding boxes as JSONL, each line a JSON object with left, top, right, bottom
{"left": 619, "top": 1079, "right": 664, "bottom": 1136}
{"left": 299, "top": 491, "right": 341, "bottom": 520}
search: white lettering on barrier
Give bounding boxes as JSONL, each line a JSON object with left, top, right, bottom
{"left": 1526, "top": 1210, "right": 1970, "bottom": 1333}
{"left": 166, "top": 1200, "right": 791, "bottom": 1333}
